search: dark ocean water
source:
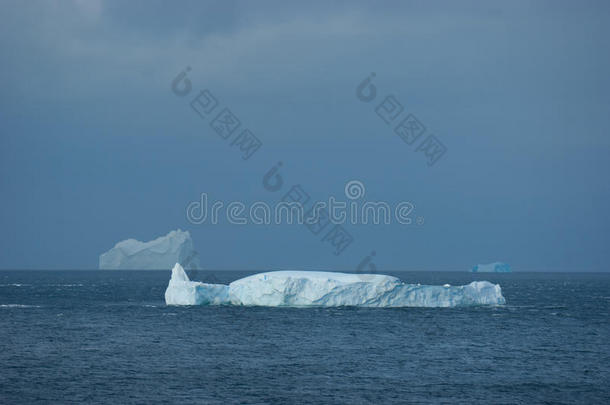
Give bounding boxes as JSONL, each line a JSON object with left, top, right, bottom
{"left": 1, "top": 271, "right": 609, "bottom": 404}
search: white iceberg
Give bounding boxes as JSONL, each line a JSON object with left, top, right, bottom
{"left": 99, "top": 230, "right": 200, "bottom": 270}
{"left": 165, "top": 263, "right": 505, "bottom": 307}
{"left": 471, "top": 262, "right": 511, "bottom": 273}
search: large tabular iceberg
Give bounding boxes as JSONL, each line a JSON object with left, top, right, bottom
{"left": 471, "top": 262, "right": 511, "bottom": 273}
{"left": 165, "top": 263, "right": 505, "bottom": 307}
{"left": 99, "top": 230, "right": 200, "bottom": 270}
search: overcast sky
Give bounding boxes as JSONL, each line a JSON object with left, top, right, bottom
{"left": 1, "top": 0, "right": 609, "bottom": 270}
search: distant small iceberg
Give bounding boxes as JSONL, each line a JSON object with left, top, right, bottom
{"left": 470, "top": 262, "right": 511, "bottom": 273}
{"left": 99, "top": 229, "right": 200, "bottom": 270}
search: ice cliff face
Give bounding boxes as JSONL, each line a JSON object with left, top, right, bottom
{"left": 165, "top": 263, "right": 228, "bottom": 305}
{"left": 165, "top": 264, "right": 506, "bottom": 307}
{"left": 471, "top": 262, "right": 511, "bottom": 273}
{"left": 99, "top": 230, "right": 200, "bottom": 270}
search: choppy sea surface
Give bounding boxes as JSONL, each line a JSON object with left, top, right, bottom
{"left": 1, "top": 270, "right": 609, "bottom": 404}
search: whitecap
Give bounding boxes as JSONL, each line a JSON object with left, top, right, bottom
{"left": 0, "top": 304, "right": 42, "bottom": 308}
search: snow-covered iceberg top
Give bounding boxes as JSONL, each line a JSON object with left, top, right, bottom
{"left": 471, "top": 262, "right": 511, "bottom": 273}
{"left": 165, "top": 263, "right": 506, "bottom": 307}
{"left": 99, "top": 229, "right": 200, "bottom": 270}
